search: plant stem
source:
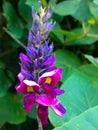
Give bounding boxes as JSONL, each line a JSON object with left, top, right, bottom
{"left": 2, "top": 27, "right": 26, "bottom": 49}
{"left": 37, "top": 116, "right": 43, "bottom": 130}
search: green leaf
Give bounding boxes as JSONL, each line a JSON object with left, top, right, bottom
{"left": 0, "top": 94, "right": 26, "bottom": 125}
{"left": 72, "top": 0, "right": 93, "bottom": 22}
{"left": 85, "top": 55, "right": 98, "bottom": 67}
{"left": 0, "top": 70, "right": 13, "bottom": 97}
{"left": 26, "top": 0, "right": 38, "bottom": 11}
{"left": 54, "top": 49, "right": 81, "bottom": 82}
{"left": 54, "top": 49, "right": 81, "bottom": 68}
{"left": 53, "top": 105, "right": 98, "bottom": 130}
{"left": 79, "top": 64, "right": 98, "bottom": 88}
{"left": 53, "top": 0, "right": 79, "bottom": 16}
{"left": 3, "top": 1, "right": 23, "bottom": 38}
{"left": 89, "top": 2, "right": 98, "bottom": 17}
{"left": 49, "top": 71, "right": 98, "bottom": 127}
{"left": 51, "top": 24, "right": 64, "bottom": 43}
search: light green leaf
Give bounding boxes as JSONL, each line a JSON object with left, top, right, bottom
{"left": 85, "top": 55, "right": 98, "bottom": 67}
{"left": 49, "top": 71, "right": 98, "bottom": 127}
{"left": 3, "top": 1, "right": 23, "bottom": 38}
{"left": 72, "top": 0, "right": 93, "bottom": 22}
{"left": 54, "top": 49, "right": 81, "bottom": 82}
{"left": 79, "top": 64, "right": 98, "bottom": 88}
{"left": 53, "top": 0, "right": 79, "bottom": 16}
{"left": 53, "top": 106, "right": 98, "bottom": 130}
{"left": 89, "top": 2, "right": 98, "bottom": 17}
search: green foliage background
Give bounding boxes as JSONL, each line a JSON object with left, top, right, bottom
{"left": 0, "top": 0, "right": 98, "bottom": 129}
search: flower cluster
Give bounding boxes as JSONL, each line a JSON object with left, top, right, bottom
{"left": 16, "top": 3, "right": 66, "bottom": 126}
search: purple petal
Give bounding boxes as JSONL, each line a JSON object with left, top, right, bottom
{"left": 52, "top": 103, "right": 66, "bottom": 116}
{"left": 41, "top": 55, "right": 56, "bottom": 68}
{"left": 38, "top": 105, "right": 48, "bottom": 126}
{"left": 19, "top": 53, "right": 31, "bottom": 67}
{"left": 18, "top": 72, "right": 24, "bottom": 82}
{"left": 36, "top": 95, "right": 59, "bottom": 106}
{"left": 26, "top": 46, "right": 37, "bottom": 59}
{"left": 24, "top": 93, "right": 35, "bottom": 112}
{"left": 32, "top": 9, "right": 39, "bottom": 22}
{"left": 42, "top": 8, "right": 53, "bottom": 22}
{"left": 15, "top": 81, "right": 27, "bottom": 94}
{"left": 54, "top": 88, "right": 65, "bottom": 95}
{"left": 48, "top": 43, "right": 54, "bottom": 53}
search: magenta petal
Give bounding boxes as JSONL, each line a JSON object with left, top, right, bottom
{"left": 23, "top": 80, "right": 41, "bottom": 93}
{"left": 38, "top": 68, "right": 63, "bottom": 86}
{"left": 52, "top": 103, "right": 66, "bottom": 116}
{"left": 24, "top": 93, "right": 35, "bottom": 112}
{"left": 54, "top": 88, "right": 65, "bottom": 95}
{"left": 38, "top": 105, "right": 48, "bottom": 126}
{"left": 15, "top": 81, "right": 27, "bottom": 94}
{"left": 36, "top": 95, "right": 59, "bottom": 106}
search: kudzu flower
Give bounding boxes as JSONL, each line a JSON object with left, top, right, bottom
{"left": 16, "top": 2, "right": 66, "bottom": 126}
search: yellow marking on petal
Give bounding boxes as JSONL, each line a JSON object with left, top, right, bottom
{"left": 45, "top": 77, "right": 52, "bottom": 84}
{"left": 27, "top": 86, "right": 34, "bottom": 92}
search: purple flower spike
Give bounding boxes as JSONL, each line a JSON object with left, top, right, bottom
{"left": 16, "top": 2, "right": 66, "bottom": 126}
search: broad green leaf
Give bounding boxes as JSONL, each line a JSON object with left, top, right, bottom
{"left": 26, "top": 0, "right": 38, "bottom": 11}
{"left": 0, "top": 94, "right": 26, "bottom": 124}
{"left": 53, "top": 0, "right": 79, "bottom": 16}
{"left": 54, "top": 49, "right": 81, "bottom": 82}
{"left": 89, "top": 2, "right": 98, "bottom": 17}
{"left": 49, "top": 71, "right": 98, "bottom": 127}
{"left": 53, "top": 105, "right": 98, "bottom": 130}
{"left": 72, "top": 0, "right": 93, "bottom": 22}
{"left": 0, "top": 70, "right": 13, "bottom": 97}
{"left": 54, "top": 49, "right": 81, "bottom": 68}
{"left": 3, "top": 1, "right": 23, "bottom": 38}
{"left": 79, "top": 64, "right": 98, "bottom": 88}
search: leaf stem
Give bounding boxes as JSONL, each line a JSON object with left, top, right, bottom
{"left": 2, "top": 27, "right": 26, "bottom": 49}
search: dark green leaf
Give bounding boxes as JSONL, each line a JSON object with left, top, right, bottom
{"left": 0, "top": 70, "right": 13, "bottom": 97}
{"left": 0, "top": 94, "right": 26, "bottom": 124}
{"left": 3, "top": 1, "right": 23, "bottom": 38}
